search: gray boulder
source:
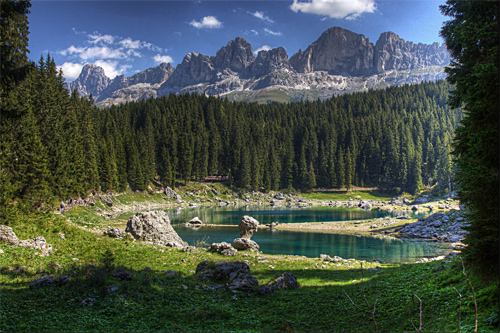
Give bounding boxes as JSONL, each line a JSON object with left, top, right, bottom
{"left": 30, "top": 276, "right": 54, "bottom": 289}
{"left": 0, "top": 225, "right": 19, "bottom": 247}
{"left": 268, "top": 272, "right": 301, "bottom": 290}
{"left": 113, "top": 268, "right": 133, "bottom": 281}
{"left": 19, "top": 236, "right": 53, "bottom": 256}
{"left": 104, "top": 226, "right": 125, "bottom": 238}
{"left": 164, "top": 186, "right": 182, "bottom": 201}
{"left": 196, "top": 260, "right": 258, "bottom": 291}
{"left": 55, "top": 275, "right": 69, "bottom": 286}
{"left": 238, "top": 215, "right": 259, "bottom": 239}
{"left": 126, "top": 211, "right": 185, "bottom": 247}
{"left": 232, "top": 238, "right": 259, "bottom": 251}
{"left": 209, "top": 242, "right": 238, "bottom": 256}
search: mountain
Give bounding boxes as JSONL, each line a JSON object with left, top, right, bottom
{"left": 65, "top": 27, "right": 450, "bottom": 105}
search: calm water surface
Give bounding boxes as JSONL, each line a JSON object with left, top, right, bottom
{"left": 165, "top": 205, "right": 450, "bottom": 262}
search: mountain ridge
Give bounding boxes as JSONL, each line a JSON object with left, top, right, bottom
{"left": 65, "top": 26, "right": 450, "bottom": 105}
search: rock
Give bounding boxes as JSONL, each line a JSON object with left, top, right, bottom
{"left": 257, "top": 284, "right": 276, "bottom": 295}
{"left": 101, "top": 195, "right": 114, "bottom": 207}
{"left": 113, "top": 268, "right": 133, "bottom": 281}
{"left": 72, "top": 258, "right": 79, "bottom": 262}
{"left": 231, "top": 238, "right": 259, "bottom": 251}
{"left": 19, "top": 236, "right": 53, "bottom": 256}
{"left": 66, "top": 63, "right": 111, "bottom": 98}
{"left": 104, "top": 226, "right": 125, "bottom": 238}
{"left": 126, "top": 210, "right": 185, "bottom": 248}
{"left": 29, "top": 276, "right": 54, "bottom": 289}
{"left": 165, "top": 270, "right": 176, "bottom": 277}
{"left": 274, "top": 192, "right": 285, "bottom": 200}
{"left": 209, "top": 242, "right": 238, "bottom": 256}
{"left": 188, "top": 217, "right": 203, "bottom": 225}
{"left": 196, "top": 260, "right": 258, "bottom": 291}
{"left": 413, "top": 196, "right": 428, "bottom": 204}
{"left": 55, "top": 275, "right": 69, "bottom": 286}
{"left": 107, "top": 285, "right": 118, "bottom": 293}
{"left": 266, "top": 272, "right": 301, "bottom": 290}
{"left": 238, "top": 216, "right": 259, "bottom": 239}
{"left": 0, "top": 249, "right": 3, "bottom": 254}
{"left": 81, "top": 297, "right": 95, "bottom": 307}
{"left": 0, "top": 225, "right": 19, "bottom": 247}
{"left": 229, "top": 273, "right": 259, "bottom": 290}
{"left": 212, "top": 188, "right": 219, "bottom": 196}
{"left": 164, "top": 186, "right": 182, "bottom": 201}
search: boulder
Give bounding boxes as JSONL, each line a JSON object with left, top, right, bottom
{"left": 19, "top": 236, "right": 53, "bottom": 256}
{"left": 101, "top": 196, "right": 114, "bottom": 207}
{"left": 164, "top": 186, "right": 182, "bottom": 201}
{"left": 113, "top": 268, "right": 133, "bottom": 281}
{"left": 238, "top": 215, "right": 259, "bottom": 239}
{"left": 29, "top": 276, "right": 54, "bottom": 289}
{"left": 209, "top": 242, "right": 238, "bottom": 256}
{"left": 0, "top": 225, "right": 19, "bottom": 247}
{"left": 232, "top": 238, "right": 259, "bottom": 251}
{"left": 55, "top": 275, "right": 69, "bottom": 286}
{"left": 104, "top": 226, "right": 125, "bottom": 238}
{"left": 269, "top": 272, "right": 301, "bottom": 290}
{"left": 125, "top": 211, "right": 185, "bottom": 247}
{"left": 196, "top": 260, "right": 258, "bottom": 291}
{"left": 188, "top": 217, "right": 203, "bottom": 225}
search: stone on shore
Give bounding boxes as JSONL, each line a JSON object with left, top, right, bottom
{"left": 238, "top": 216, "right": 259, "bottom": 239}
{"left": 232, "top": 238, "right": 259, "bottom": 251}
{"left": 209, "top": 242, "right": 238, "bottom": 256}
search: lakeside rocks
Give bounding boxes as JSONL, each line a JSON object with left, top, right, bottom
{"left": 239, "top": 215, "right": 259, "bottom": 239}
{"left": 126, "top": 210, "right": 186, "bottom": 248}
{"left": 232, "top": 238, "right": 259, "bottom": 251}
{"left": 397, "top": 211, "right": 469, "bottom": 242}
{"left": 209, "top": 242, "right": 238, "bottom": 256}
{"left": 196, "top": 260, "right": 258, "bottom": 291}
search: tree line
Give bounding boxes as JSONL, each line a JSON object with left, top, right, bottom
{"left": 1, "top": 0, "right": 461, "bottom": 216}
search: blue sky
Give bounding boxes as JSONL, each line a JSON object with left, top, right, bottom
{"left": 28, "top": 0, "right": 448, "bottom": 81}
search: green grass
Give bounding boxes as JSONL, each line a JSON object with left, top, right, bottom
{"left": 301, "top": 190, "right": 396, "bottom": 201}
{"left": 1, "top": 210, "right": 498, "bottom": 332}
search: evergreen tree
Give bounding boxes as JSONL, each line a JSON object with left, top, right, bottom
{"left": 440, "top": 0, "right": 499, "bottom": 276}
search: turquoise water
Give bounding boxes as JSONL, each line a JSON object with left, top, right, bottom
{"left": 166, "top": 205, "right": 450, "bottom": 262}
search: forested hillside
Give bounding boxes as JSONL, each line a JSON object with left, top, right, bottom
{"left": 2, "top": 58, "right": 461, "bottom": 216}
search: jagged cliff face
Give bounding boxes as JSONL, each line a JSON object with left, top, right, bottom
{"left": 66, "top": 27, "right": 450, "bottom": 106}
{"left": 66, "top": 64, "right": 111, "bottom": 97}
{"left": 289, "top": 27, "right": 375, "bottom": 76}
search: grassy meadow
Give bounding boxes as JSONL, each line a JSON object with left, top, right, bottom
{"left": 1, "top": 189, "right": 498, "bottom": 332}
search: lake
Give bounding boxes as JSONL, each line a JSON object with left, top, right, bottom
{"left": 166, "top": 205, "right": 452, "bottom": 262}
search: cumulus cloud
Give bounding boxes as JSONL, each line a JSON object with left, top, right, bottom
{"left": 248, "top": 11, "right": 274, "bottom": 23}
{"left": 189, "top": 16, "right": 222, "bottom": 29}
{"left": 154, "top": 54, "right": 174, "bottom": 64}
{"left": 94, "top": 60, "right": 130, "bottom": 79}
{"left": 254, "top": 45, "right": 272, "bottom": 56}
{"left": 264, "top": 28, "right": 282, "bottom": 36}
{"left": 290, "top": 0, "right": 376, "bottom": 20}
{"left": 88, "top": 33, "right": 115, "bottom": 44}
{"left": 57, "top": 62, "right": 84, "bottom": 80}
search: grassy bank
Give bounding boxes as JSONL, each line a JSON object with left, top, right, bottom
{"left": 1, "top": 190, "right": 497, "bottom": 332}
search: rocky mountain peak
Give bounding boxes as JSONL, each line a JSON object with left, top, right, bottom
{"left": 213, "top": 37, "right": 255, "bottom": 73}
{"left": 66, "top": 63, "right": 111, "bottom": 97}
{"left": 249, "top": 47, "right": 291, "bottom": 77}
{"left": 289, "top": 26, "right": 375, "bottom": 76}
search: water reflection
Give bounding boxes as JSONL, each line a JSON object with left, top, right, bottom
{"left": 166, "top": 205, "right": 424, "bottom": 226}
{"left": 175, "top": 226, "right": 451, "bottom": 263}
{"left": 166, "top": 205, "right": 447, "bottom": 262}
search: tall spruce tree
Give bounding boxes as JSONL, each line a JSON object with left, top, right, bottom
{"left": 440, "top": 0, "right": 499, "bottom": 276}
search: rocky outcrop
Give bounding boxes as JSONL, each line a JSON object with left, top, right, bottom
{"left": 164, "top": 186, "right": 182, "bottom": 202}
{"left": 196, "top": 260, "right": 259, "bottom": 291}
{"left": 66, "top": 64, "right": 111, "bottom": 97}
{"left": 162, "top": 52, "right": 216, "bottom": 88}
{"left": 290, "top": 27, "right": 375, "bottom": 76}
{"left": 104, "top": 226, "right": 125, "bottom": 238}
{"left": 238, "top": 215, "right": 259, "bottom": 239}
{"left": 0, "top": 225, "right": 19, "bottom": 247}
{"left": 209, "top": 242, "right": 238, "bottom": 256}
{"left": 29, "top": 276, "right": 54, "bottom": 289}
{"left": 249, "top": 47, "right": 291, "bottom": 77}
{"left": 397, "top": 212, "right": 469, "bottom": 242}
{"left": 232, "top": 238, "right": 259, "bottom": 251}
{"left": 113, "top": 268, "right": 133, "bottom": 281}
{"left": 19, "top": 236, "right": 54, "bottom": 256}
{"left": 374, "top": 32, "right": 449, "bottom": 72}
{"left": 213, "top": 37, "right": 255, "bottom": 74}
{"left": 1, "top": 226, "right": 53, "bottom": 256}
{"left": 125, "top": 210, "right": 185, "bottom": 247}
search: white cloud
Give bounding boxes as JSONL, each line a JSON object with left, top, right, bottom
{"left": 290, "top": 0, "right": 376, "bottom": 20}
{"left": 120, "top": 38, "right": 142, "bottom": 49}
{"left": 88, "top": 33, "right": 115, "bottom": 44}
{"left": 248, "top": 11, "right": 274, "bottom": 23}
{"left": 154, "top": 54, "right": 174, "bottom": 64}
{"left": 189, "top": 16, "right": 222, "bottom": 29}
{"left": 94, "top": 60, "right": 130, "bottom": 79}
{"left": 264, "top": 28, "right": 282, "bottom": 36}
{"left": 57, "top": 62, "right": 84, "bottom": 80}
{"left": 254, "top": 45, "right": 272, "bottom": 56}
